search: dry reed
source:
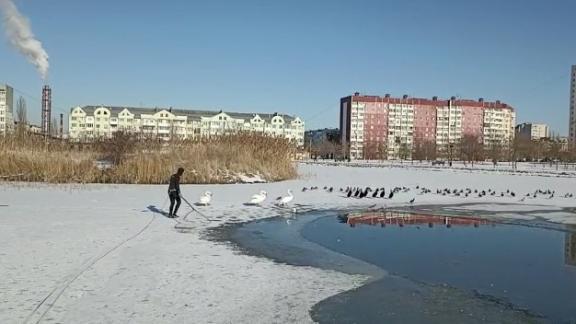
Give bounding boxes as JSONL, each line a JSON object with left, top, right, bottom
{"left": 0, "top": 133, "right": 297, "bottom": 184}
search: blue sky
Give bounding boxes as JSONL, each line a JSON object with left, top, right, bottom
{"left": 1, "top": 0, "right": 575, "bottom": 133}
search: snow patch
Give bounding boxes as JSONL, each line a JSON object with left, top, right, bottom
{"left": 237, "top": 173, "right": 267, "bottom": 184}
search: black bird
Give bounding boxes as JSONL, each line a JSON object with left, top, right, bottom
{"left": 323, "top": 186, "right": 327, "bottom": 190}
{"left": 372, "top": 189, "right": 379, "bottom": 198}
{"left": 347, "top": 190, "right": 353, "bottom": 198}
{"left": 379, "top": 189, "right": 386, "bottom": 198}
{"left": 328, "top": 187, "right": 334, "bottom": 193}
{"left": 409, "top": 198, "right": 415, "bottom": 204}
{"left": 359, "top": 188, "right": 371, "bottom": 198}
{"left": 302, "top": 187, "right": 308, "bottom": 192}
{"left": 388, "top": 191, "right": 394, "bottom": 199}
{"left": 511, "top": 192, "right": 515, "bottom": 197}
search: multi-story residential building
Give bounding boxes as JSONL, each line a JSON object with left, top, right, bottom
{"left": 516, "top": 123, "right": 550, "bottom": 140}
{"left": 0, "top": 84, "right": 14, "bottom": 136}
{"left": 305, "top": 128, "right": 340, "bottom": 146}
{"left": 340, "top": 93, "right": 516, "bottom": 160}
{"left": 68, "top": 106, "right": 305, "bottom": 146}
{"left": 570, "top": 65, "right": 576, "bottom": 143}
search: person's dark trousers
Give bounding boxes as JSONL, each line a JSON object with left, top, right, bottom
{"left": 169, "top": 191, "right": 181, "bottom": 217}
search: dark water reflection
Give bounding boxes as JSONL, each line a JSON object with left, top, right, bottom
{"left": 303, "top": 212, "right": 576, "bottom": 323}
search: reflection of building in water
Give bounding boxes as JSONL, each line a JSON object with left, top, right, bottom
{"left": 566, "top": 226, "right": 576, "bottom": 267}
{"left": 344, "top": 211, "right": 492, "bottom": 228}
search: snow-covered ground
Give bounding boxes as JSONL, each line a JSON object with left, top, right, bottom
{"left": 1, "top": 163, "right": 576, "bottom": 323}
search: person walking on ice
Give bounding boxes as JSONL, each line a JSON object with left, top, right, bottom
{"left": 168, "top": 167, "right": 184, "bottom": 218}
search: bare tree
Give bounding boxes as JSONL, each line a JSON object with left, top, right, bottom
{"left": 413, "top": 140, "right": 436, "bottom": 161}
{"left": 362, "top": 141, "right": 386, "bottom": 160}
{"left": 531, "top": 140, "right": 545, "bottom": 161}
{"left": 398, "top": 142, "right": 411, "bottom": 161}
{"left": 318, "top": 138, "right": 338, "bottom": 159}
{"left": 14, "top": 96, "right": 28, "bottom": 137}
{"left": 460, "top": 134, "right": 483, "bottom": 167}
{"left": 376, "top": 142, "right": 387, "bottom": 160}
{"left": 16, "top": 96, "right": 27, "bottom": 125}
{"left": 97, "top": 131, "right": 138, "bottom": 165}
{"left": 488, "top": 141, "right": 503, "bottom": 167}
{"left": 511, "top": 136, "right": 533, "bottom": 161}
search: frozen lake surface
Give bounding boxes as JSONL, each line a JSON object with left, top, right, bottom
{"left": 225, "top": 210, "right": 576, "bottom": 323}
{"left": 304, "top": 212, "right": 576, "bottom": 323}
{"left": 2, "top": 162, "right": 576, "bottom": 323}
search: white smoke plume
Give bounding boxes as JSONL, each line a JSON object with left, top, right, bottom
{"left": 0, "top": 0, "right": 49, "bottom": 80}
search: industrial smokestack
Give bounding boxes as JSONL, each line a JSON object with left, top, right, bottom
{"left": 0, "top": 0, "right": 49, "bottom": 80}
{"left": 42, "top": 85, "right": 51, "bottom": 136}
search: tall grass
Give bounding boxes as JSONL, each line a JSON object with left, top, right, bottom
{"left": 0, "top": 133, "right": 297, "bottom": 184}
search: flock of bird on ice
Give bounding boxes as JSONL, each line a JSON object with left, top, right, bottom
{"left": 192, "top": 185, "right": 575, "bottom": 209}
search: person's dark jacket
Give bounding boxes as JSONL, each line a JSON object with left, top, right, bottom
{"left": 168, "top": 174, "right": 181, "bottom": 195}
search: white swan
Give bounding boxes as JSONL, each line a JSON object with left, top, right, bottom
{"left": 249, "top": 190, "right": 267, "bottom": 205}
{"left": 277, "top": 189, "right": 293, "bottom": 206}
{"left": 197, "top": 191, "right": 212, "bottom": 206}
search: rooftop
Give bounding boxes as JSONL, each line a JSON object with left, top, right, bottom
{"left": 344, "top": 93, "right": 514, "bottom": 110}
{"left": 73, "top": 105, "right": 300, "bottom": 123}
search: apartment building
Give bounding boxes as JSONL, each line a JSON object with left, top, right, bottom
{"left": 0, "top": 84, "right": 14, "bottom": 136}
{"left": 68, "top": 106, "right": 305, "bottom": 146}
{"left": 340, "top": 93, "right": 516, "bottom": 159}
{"left": 516, "top": 123, "right": 550, "bottom": 140}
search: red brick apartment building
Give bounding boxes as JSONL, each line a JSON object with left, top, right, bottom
{"left": 340, "top": 93, "right": 515, "bottom": 160}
